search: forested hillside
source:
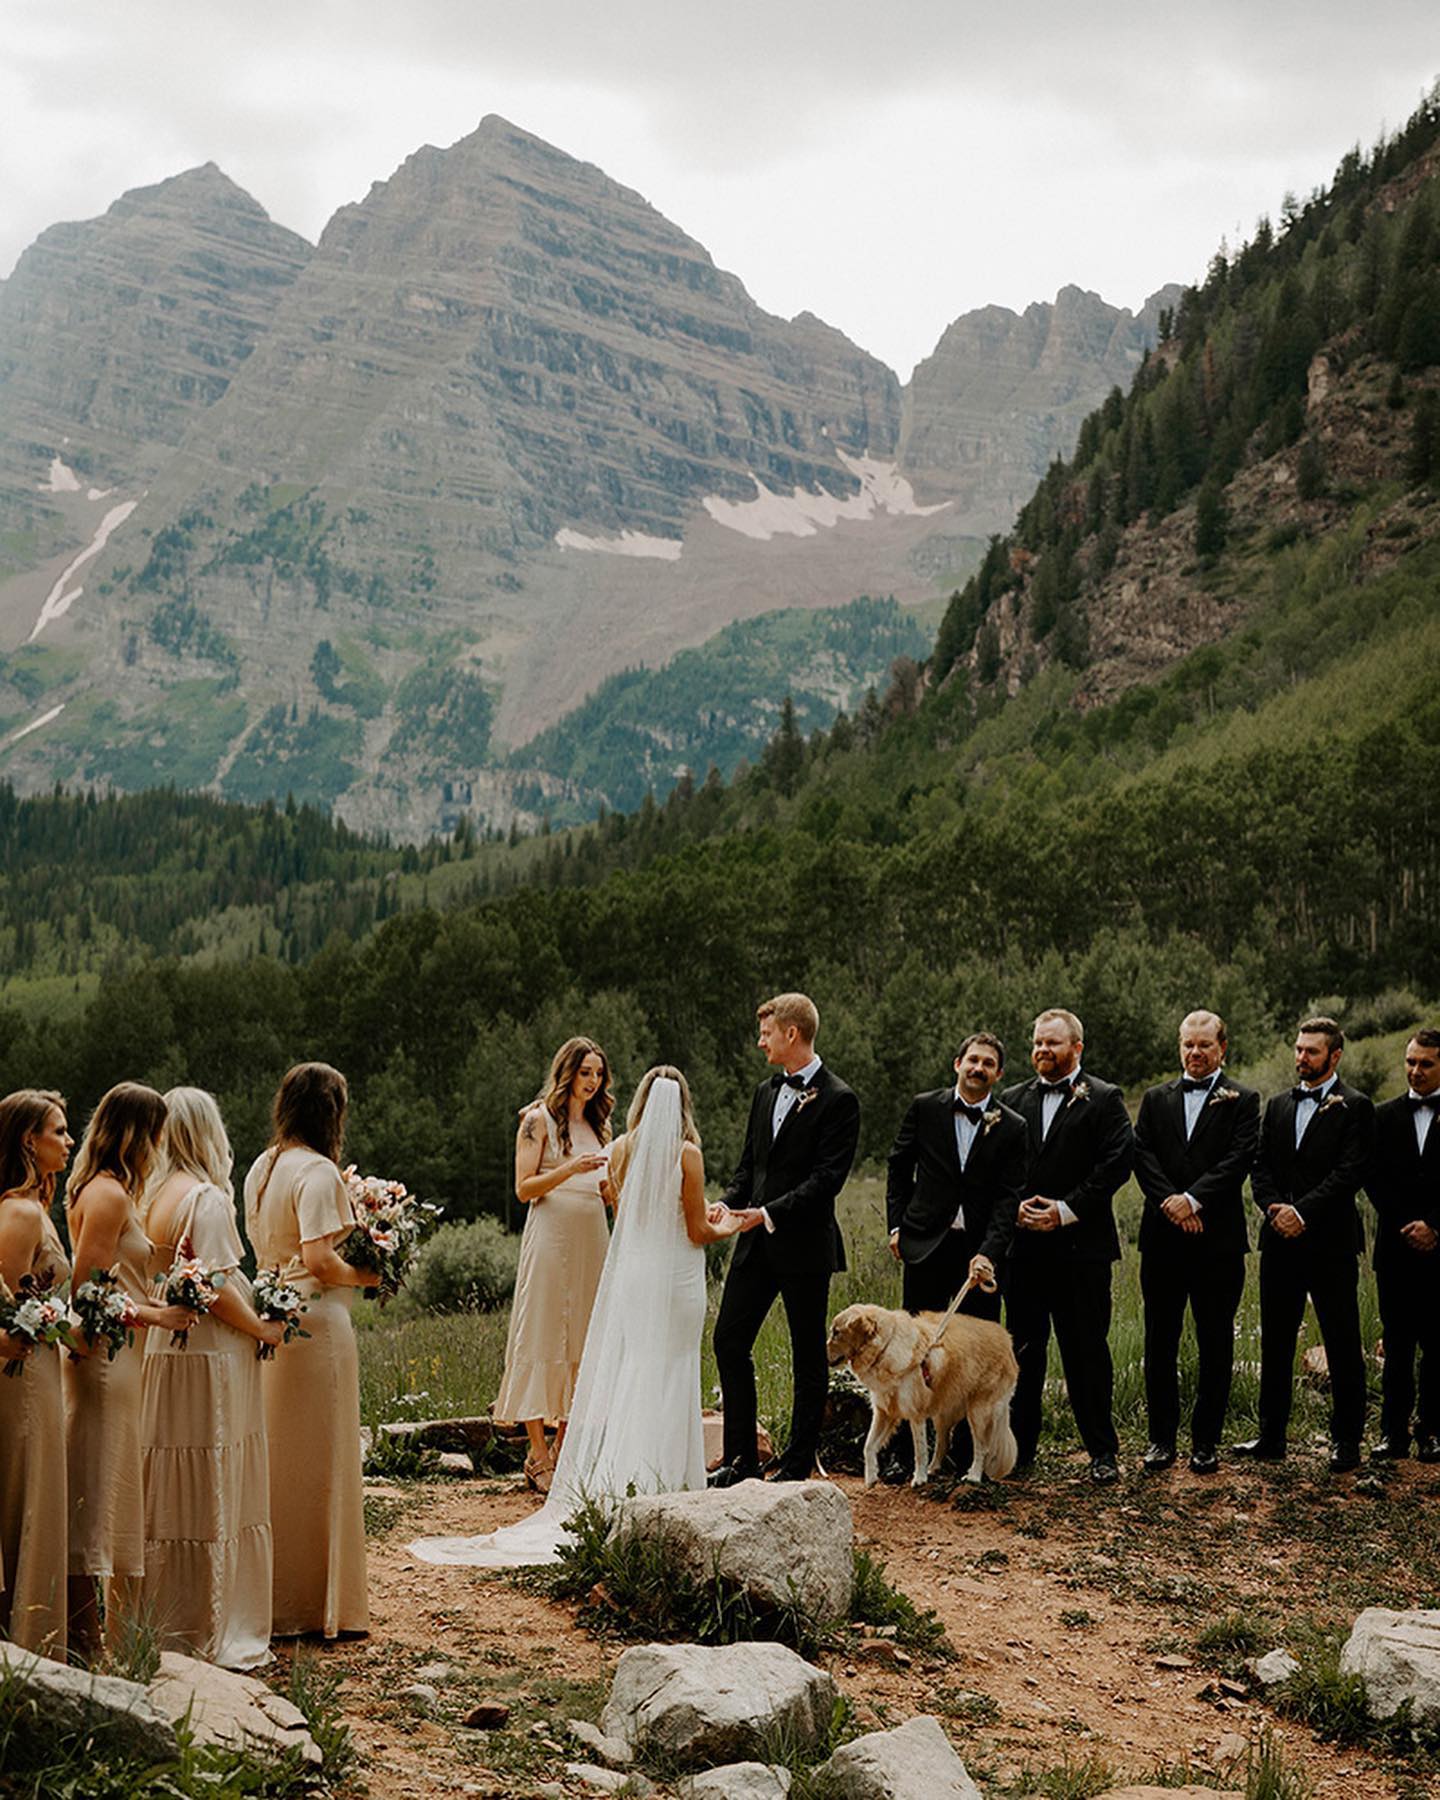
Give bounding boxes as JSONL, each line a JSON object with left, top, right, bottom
{"left": 3, "top": 91, "right": 1438, "bottom": 1228}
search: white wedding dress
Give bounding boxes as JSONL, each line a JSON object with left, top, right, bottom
{"left": 409, "top": 1077, "right": 707, "bottom": 1567}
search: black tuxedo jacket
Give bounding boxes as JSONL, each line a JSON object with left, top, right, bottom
{"left": 720, "top": 1065, "right": 860, "bottom": 1279}
{"left": 1134, "top": 1075, "right": 1260, "bottom": 1261}
{"left": 999, "top": 1071, "right": 1133, "bottom": 1264}
{"left": 1365, "top": 1095, "right": 1440, "bottom": 1271}
{"left": 1252, "top": 1079, "right": 1375, "bottom": 1257}
{"left": 885, "top": 1090, "right": 1025, "bottom": 1269}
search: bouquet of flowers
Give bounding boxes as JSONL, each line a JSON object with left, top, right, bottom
{"left": 338, "top": 1166, "right": 436, "bottom": 1306}
{"left": 0, "top": 1275, "right": 73, "bottom": 1376}
{"left": 252, "top": 1268, "right": 310, "bottom": 1360}
{"left": 161, "top": 1238, "right": 227, "bottom": 1348}
{"left": 71, "top": 1266, "right": 140, "bottom": 1361}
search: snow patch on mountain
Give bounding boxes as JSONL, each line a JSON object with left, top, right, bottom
{"left": 703, "top": 450, "right": 949, "bottom": 541}
{"left": 555, "top": 527, "right": 684, "bottom": 561}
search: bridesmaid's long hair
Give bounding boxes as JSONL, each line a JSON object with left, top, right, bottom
{"left": 0, "top": 1089, "right": 68, "bottom": 1204}
{"left": 68, "top": 1082, "right": 168, "bottom": 1206}
{"left": 530, "top": 1037, "right": 613, "bottom": 1154}
{"left": 254, "top": 1062, "right": 348, "bottom": 1204}
{"left": 143, "top": 1087, "right": 234, "bottom": 1217}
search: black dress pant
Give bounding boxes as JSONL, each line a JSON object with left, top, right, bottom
{"left": 1376, "top": 1251, "right": 1440, "bottom": 1441}
{"left": 1007, "top": 1256, "right": 1118, "bottom": 1464}
{"left": 714, "top": 1259, "right": 831, "bottom": 1473}
{"left": 902, "top": 1233, "right": 1003, "bottom": 1322}
{"left": 1140, "top": 1251, "right": 1245, "bottom": 1449}
{"left": 1257, "top": 1243, "right": 1366, "bottom": 1445}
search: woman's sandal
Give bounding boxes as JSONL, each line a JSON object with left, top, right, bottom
{"left": 524, "top": 1452, "right": 552, "bottom": 1495}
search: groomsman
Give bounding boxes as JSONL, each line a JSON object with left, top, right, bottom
{"left": 711, "top": 993, "right": 861, "bottom": 1486}
{"left": 1002, "top": 1008, "right": 1134, "bottom": 1483}
{"left": 1364, "top": 1029, "right": 1440, "bottom": 1462}
{"left": 1237, "top": 1016, "right": 1376, "bottom": 1471}
{"left": 886, "top": 1032, "right": 1026, "bottom": 1320}
{"left": 1133, "top": 1011, "right": 1260, "bottom": 1474}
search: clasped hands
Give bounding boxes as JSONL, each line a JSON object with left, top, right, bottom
{"left": 1161, "top": 1193, "right": 1204, "bottom": 1235}
{"left": 706, "top": 1203, "right": 761, "bottom": 1236}
{"left": 1017, "top": 1195, "right": 1063, "bottom": 1232}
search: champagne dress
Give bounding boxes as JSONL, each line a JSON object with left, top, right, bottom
{"left": 63, "top": 1196, "right": 151, "bottom": 1578}
{"left": 244, "top": 1147, "right": 368, "bottom": 1638}
{"left": 141, "top": 1181, "right": 273, "bottom": 1669}
{"left": 493, "top": 1109, "right": 611, "bottom": 1424}
{"left": 0, "top": 1203, "right": 70, "bottom": 1655}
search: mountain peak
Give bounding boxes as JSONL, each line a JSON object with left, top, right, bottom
{"left": 111, "top": 162, "right": 272, "bottom": 221}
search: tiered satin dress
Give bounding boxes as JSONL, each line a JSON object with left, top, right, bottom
{"left": 0, "top": 1205, "right": 70, "bottom": 1655}
{"left": 244, "top": 1147, "right": 368, "bottom": 1638}
{"left": 141, "top": 1181, "right": 272, "bottom": 1668}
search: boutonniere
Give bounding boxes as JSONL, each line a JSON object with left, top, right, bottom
{"left": 1208, "top": 1087, "right": 1240, "bottom": 1107}
{"left": 793, "top": 1087, "right": 820, "bottom": 1112}
{"left": 1317, "top": 1094, "right": 1347, "bottom": 1116}
{"left": 981, "top": 1107, "right": 1002, "bottom": 1136}
{"left": 1067, "top": 1080, "right": 1090, "bottom": 1107}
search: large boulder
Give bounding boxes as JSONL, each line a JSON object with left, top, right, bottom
{"left": 147, "top": 1652, "right": 321, "bottom": 1765}
{"left": 611, "top": 1482, "right": 853, "bottom": 1623}
{"left": 678, "top": 1764, "right": 792, "bottom": 1797}
{"left": 0, "top": 1643, "right": 179, "bottom": 1765}
{"left": 1339, "top": 1607, "right": 1440, "bottom": 1721}
{"left": 600, "top": 1642, "right": 836, "bottom": 1768}
{"left": 815, "top": 1716, "right": 980, "bottom": 1798}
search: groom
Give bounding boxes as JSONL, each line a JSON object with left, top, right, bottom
{"left": 710, "top": 993, "right": 861, "bottom": 1485}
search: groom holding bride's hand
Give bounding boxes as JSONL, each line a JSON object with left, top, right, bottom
{"left": 710, "top": 993, "right": 860, "bottom": 1486}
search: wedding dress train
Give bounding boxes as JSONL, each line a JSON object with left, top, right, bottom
{"left": 409, "top": 1077, "right": 706, "bottom": 1567}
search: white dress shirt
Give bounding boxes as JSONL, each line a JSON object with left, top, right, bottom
{"left": 949, "top": 1087, "right": 985, "bottom": 1230}
{"left": 762, "top": 1054, "right": 823, "bottom": 1232}
{"left": 1411, "top": 1090, "right": 1438, "bottom": 1155}
{"left": 1037, "top": 1073, "right": 1080, "bottom": 1227}
{"left": 1294, "top": 1073, "right": 1339, "bottom": 1147}
{"left": 1179, "top": 1068, "right": 1222, "bottom": 1214}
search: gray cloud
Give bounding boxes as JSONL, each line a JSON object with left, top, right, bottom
{"left": 3, "top": 2, "right": 1436, "bottom": 376}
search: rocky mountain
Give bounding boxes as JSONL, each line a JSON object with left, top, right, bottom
{"left": 0, "top": 119, "right": 1170, "bottom": 834}
{"left": 901, "top": 283, "right": 1181, "bottom": 533}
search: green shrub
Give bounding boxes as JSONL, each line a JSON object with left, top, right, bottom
{"left": 407, "top": 1216, "right": 519, "bottom": 1313}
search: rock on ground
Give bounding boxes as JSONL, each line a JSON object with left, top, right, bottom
{"left": 567, "top": 1717, "right": 634, "bottom": 1765}
{"left": 815, "top": 1715, "right": 980, "bottom": 1798}
{"left": 1339, "top": 1607, "right": 1440, "bottom": 1721}
{"left": 1250, "top": 1648, "right": 1300, "bottom": 1685}
{"left": 677, "top": 1763, "right": 792, "bottom": 1797}
{"left": 601, "top": 1641, "right": 836, "bottom": 1768}
{"left": 0, "top": 1643, "right": 178, "bottom": 1765}
{"left": 564, "top": 1762, "right": 655, "bottom": 1795}
{"left": 611, "top": 1481, "right": 853, "bottom": 1622}
{"left": 147, "top": 1651, "right": 322, "bottom": 1764}
{"left": 1095, "top": 1789, "right": 1243, "bottom": 1799}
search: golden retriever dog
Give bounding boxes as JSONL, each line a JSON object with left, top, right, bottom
{"left": 826, "top": 1302, "right": 1019, "bottom": 1487}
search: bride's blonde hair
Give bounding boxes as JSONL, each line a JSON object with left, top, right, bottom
{"left": 143, "top": 1087, "right": 234, "bottom": 1218}
{"left": 625, "top": 1065, "right": 701, "bottom": 1148}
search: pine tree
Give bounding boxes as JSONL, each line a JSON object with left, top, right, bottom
{"left": 1194, "top": 478, "right": 1229, "bottom": 558}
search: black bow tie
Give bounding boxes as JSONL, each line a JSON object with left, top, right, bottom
{"left": 953, "top": 1099, "right": 985, "bottom": 1122}
{"left": 773, "top": 1072, "right": 809, "bottom": 1090}
{"left": 1293, "top": 1087, "right": 1327, "bottom": 1104}
{"left": 1041, "top": 1078, "right": 1074, "bottom": 1097}
{"left": 1180, "top": 1078, "right": 1213, "bottom": 1094}
{"left": 1410, "top": 1093, "right": 1440, "bottom": 1111}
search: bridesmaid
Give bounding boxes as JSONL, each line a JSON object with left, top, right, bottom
{"left": 64, "top": 1082, "right": 190, "bottom": 1660}
{"left": 244, "top": 1062, "right": 377, "bottom": 1638}
{"left": 142, "top": 1088, "right": 285, "bottom": 1669}
{"left": 0, "top": 1089, "right": 75, "bottom": 1657}
{"left": 494, "top": 1037, "right": 614, "bottom": 1492}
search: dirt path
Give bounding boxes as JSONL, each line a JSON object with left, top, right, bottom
{"left": 280, "top": 1457, "right": 1433, "bottom": 1798}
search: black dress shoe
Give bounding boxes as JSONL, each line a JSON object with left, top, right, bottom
{"left": 1232, "top": 1437, "right": 1286, "bottom": 1461}
{"left": 1089, "top": 1457, "right": 1120, "bottom": 1485}
{"left": 1189, "top": 1445, "right": 1220, "bottom": 1475}
{"left": 1329, "top": 1441, "right": 1361, "bottom": 1473}
{"left": 1417, "top": 1435, "right": 1440, "bottom": 1464}
{"left": 1142, "top": 1442, "right": 1176, "bottom": 1473}
{"left": 1370, "top": 1436, "right": 1410, "bottom": 1462}
{"left": 707, "top": 1459, "right": 762, "bottom": 1489}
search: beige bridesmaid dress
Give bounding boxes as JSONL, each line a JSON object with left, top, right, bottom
{"left": 63, "top": 1197, "right": 151, "bottom": 1580}
{"left": 244, "top": 1147, "right": 368, "bottom": 1638}
{"left": 0, "top": 1208, "right": 70, "bottom": 1655}
{"left": 493, "top": 1109, "right": 611, "bottom": 1425}
{"left": 141, "top": 1181, "right": 273, "bottom": 1668}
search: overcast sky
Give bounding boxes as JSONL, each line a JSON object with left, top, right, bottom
{"left": 2, "top": 3, "right": 1436, "bottom": 379}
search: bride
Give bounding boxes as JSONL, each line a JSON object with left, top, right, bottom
{"left": 409, "top": 1065, "right": 741, "bottom": 1567}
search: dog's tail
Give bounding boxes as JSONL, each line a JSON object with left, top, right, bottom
{"left": 976, "top": 1384, "right": 1019, "bottom": 1480}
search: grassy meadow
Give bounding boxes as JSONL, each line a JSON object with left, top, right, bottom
{"left": 355, "top": 1165, "right": 1384, "bottom": 1459}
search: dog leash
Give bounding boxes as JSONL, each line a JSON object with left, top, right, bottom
{"left": 917, "top": 1265, "right": 998, "bottom": 1386}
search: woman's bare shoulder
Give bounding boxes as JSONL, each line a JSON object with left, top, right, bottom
{"left": 71, "top": 1173, "right": 130, "bottom": 1220}
{"left": 680, "top": 1141, "right": 704, "bottom": 1172}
